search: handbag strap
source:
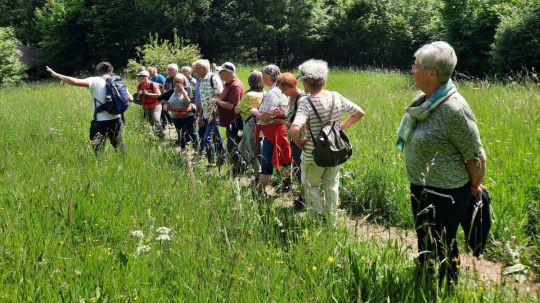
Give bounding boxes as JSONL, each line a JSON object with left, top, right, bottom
{"left": 305, "top": 92, "right": 335, "bottom": 143}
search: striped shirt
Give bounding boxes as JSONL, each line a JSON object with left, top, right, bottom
{"left": 258, "top": 84, "right": 289, "bottom": 125}
{"left": 292, "top": 91, "right": 362, "bottom": 163}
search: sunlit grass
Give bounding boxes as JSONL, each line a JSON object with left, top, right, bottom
{"left": 0, "top": 69, "right": 537, "bottom": 301}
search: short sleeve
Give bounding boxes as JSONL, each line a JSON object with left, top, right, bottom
{"left": 446, "top": 105, "right": 485, "bottom": 161}
{"left": 86, "top": 77, "right": 98, "bottom": 91}
{"left": 292, "top": 96, "right": 310, "bottom": 127}
{"left": 335, "top": 92, "right": 362, "bottom": 115}
{"left": 229, "top": 85, "right": 243, "bottom": 105}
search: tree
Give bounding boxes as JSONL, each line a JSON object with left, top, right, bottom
{"left": 0, "top": 0, "right": 47, "bottom": 45}
{"left": 491, "top": 1, "right": 540, "bottom": 75}
{"left": 126, "top": 32, "right": 200, "bottom": 75}
{"left": 0, "top": 27, "right": 25, "bottom": 86}
{"left": 437, "top": 0, "right": 505, "bottom": 77}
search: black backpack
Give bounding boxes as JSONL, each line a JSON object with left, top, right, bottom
{"left": 94, "top": 75, "right": 130, "bottom": 119}
{"left": 306, "top": 93, "right": 353, "bottom": 167}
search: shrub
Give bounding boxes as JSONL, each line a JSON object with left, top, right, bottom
{"left": 0, "top": 27, "right": 25, "bottom": 86}
{"left": 436, "top": 0, "right": 504, "bottom": 77}
{"left": 491, "top": 3, "right": 540, "bottom": 76}
{"left": 127, "top": 32, "right": 200, "bottom": 76}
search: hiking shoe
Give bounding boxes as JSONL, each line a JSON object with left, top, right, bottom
{"left": 293, "top": 198, "right": 305, "bottom": 212}
{"left": 281, "top": 178, "right": 292, "bottom": 193}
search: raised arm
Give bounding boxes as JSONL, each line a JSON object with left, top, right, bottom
{"left": 46, "top": 66, "right": 89, "bottom": 87}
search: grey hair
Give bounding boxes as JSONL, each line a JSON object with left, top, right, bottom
{"left": 181, "top": 66, "right": 192, "bottom": 73}
{"left": 174, "top": 73, "right": 190, "bottom": 88}
{"left": 166, "top": 63, "right": 178, "bottom": 72}
{"left": 298, "top": 59, "right": 328, "bottom": 88}
{"left": 262, "top": 64, "right": 281, "bottom": 81}
{"left": 194, "top": 59, "right": 211, "bottom": 72}
{"left": 148, "top": 66, "right": 157, "bottom": 72}
{"left": 414, "top": 41, "right": 457, "bottom": 83}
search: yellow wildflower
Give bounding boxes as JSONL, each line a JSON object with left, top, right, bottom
{"left": 311, "top": 265, "right": 317, "bottom": 272}
{"left": 327, "top": 256, "right": 335, "bottom": 265}
{"left": 276, "top": 260, "right": 284, "bottom": 265}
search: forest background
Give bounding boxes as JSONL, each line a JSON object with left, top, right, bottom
{"left": 0, "top": 0, "right": 539, "bottom": 83}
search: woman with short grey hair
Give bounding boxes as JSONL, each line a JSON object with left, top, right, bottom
{"left": 167, "top": 73, "right": 197, "bottom": 150}
{"left": 397, "top": 41, "right": 487, "bottom": 285}
{"left": 290, "top": 59, "right": 364, "bottom": 221}
{"left": 262, "top": 64, "right": 281, "bottom": 81}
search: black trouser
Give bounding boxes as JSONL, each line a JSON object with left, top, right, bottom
{"left": 89, "top": 118, "right": 124, "bottom": 154}
{"left": 410, "top": 182, "right": 469, "bottom": 284}
{"left": 461, "top": 189, "right": 491, "bottom": 257}
{"left": 171, "top": 116, "right": 198, "bottom": 150}
{"left": 225, "top": 115, "right": 243, "bottom": 174}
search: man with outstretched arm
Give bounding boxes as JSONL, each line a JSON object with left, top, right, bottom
{"left": 46, "top": 62, "right": 133, "bottom": 154}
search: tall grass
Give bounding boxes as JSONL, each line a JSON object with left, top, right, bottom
{"left": 0, "top": 70, "right": 537, "bottom": 301}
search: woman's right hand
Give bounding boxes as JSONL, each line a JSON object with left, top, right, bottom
{"left": 174, "top": 82, "right": 183, "bottom": 93}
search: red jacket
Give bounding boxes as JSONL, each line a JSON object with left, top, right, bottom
{"left": 255, "top": 123, "right": 292, "bottom": 172}
{"left": 138, "top": 81, "right": 160, "bottom": 110}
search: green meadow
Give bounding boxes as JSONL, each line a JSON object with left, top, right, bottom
{"left": 0, "top": 68, "right": 538, "bottom": 302}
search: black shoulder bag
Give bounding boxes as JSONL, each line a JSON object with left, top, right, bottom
{"left": 306, "top": 93, "right": 353, "bottom": 167}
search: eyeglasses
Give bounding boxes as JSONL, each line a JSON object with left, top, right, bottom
{"left": 411, "top": 62, "right": 422, "bottom": 70}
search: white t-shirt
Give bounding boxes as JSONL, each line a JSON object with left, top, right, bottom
{"left": 86, "top": 76, "right": 121, "bottom": 121}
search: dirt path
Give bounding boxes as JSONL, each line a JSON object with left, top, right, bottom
{"left": 269, "top": 181, "right": 539, "bottom": 297}
{"left": 343, "top": 216, "right": 538, "bottom": 293}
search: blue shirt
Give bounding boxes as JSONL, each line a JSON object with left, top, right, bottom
{"left": 150, "top": 74, "right": 166, "bottom": 85}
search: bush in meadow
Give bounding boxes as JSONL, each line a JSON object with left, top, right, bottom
{"left": 491, "top": 2, "right": 540, "bottom": 77}
{"left": 126, "top": 32, "right": 200, "bottom": 76}
{"left": 0, "top": 27, "right": 25, "bottom": 86}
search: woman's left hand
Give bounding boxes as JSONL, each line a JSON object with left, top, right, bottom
{"left": 296, "top": 137, "right": 310, "bottom": 150}
{"left": 470, "top": 184, "right": 485, "bottom": 197}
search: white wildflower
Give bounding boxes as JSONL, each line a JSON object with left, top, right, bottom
{"left": 130, "top": 230, "right": 144, "bottom": 238}
{"left": 136, "top": 245, "right": 151, "bottom": 254}
{"left": 156, "top": 227, "right": 171, "bottom": 235}
{"left": 156, "top": 234, "right": 171, "bottom": 241}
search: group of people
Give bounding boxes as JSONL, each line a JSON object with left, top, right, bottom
{"left": 45, "top": 40, "right": 487, "bottom": 286}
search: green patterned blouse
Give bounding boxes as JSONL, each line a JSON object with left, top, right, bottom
{"left": 404, "top": 92, "right": 485, "bottom": 189}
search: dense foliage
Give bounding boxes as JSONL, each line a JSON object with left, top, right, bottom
{"left": 126, "top": 33, "right": 200, "bottom": 75}
{"left": 0, "top": 0, "right": 538, "bottom": 77}
{"left": 0, "top": 27, "right": 25, "bottom": 86}
{"left": 491, "top": 2, "right": 540, "bottom": 76}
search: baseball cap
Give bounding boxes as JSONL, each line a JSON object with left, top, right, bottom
{"left": 136, "top": 70, "right": 149, "bottom": 77}
{"left": 217, "top": 62, "right": 236, "bottom": 73}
